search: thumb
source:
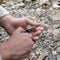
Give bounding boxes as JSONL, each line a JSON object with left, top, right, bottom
{"left": 26, "top": 18, "right": 41, "bottom": 26}
{"left": 15, "top": 27, "right": 25, "bottom": 33}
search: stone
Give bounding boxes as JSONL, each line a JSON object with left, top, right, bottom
{"left": 39, "top": 0, "right": 51, "bottom": 9}
{"left": 5, "top": 2, "right": 14, "bottom": 7}
{"left": 29, "top": 52, "right": 37, "bottom": 60}
{"left": 31, "top": 56, "right": 37, "bottom": 60}
{"left": 53, "top": 12, "right": 60, "bottom": 20}
{"left": 25, "top": 0, "right": 31, "bottom": 2}
{"left": 23, "top": 0, "right": 32, "bottom": 4}
{"left": 53, "top": 4, "right": 60, "bottom": 9}
{"left": 48, "top": 55, "right": 57, "bottom": 60}
{"left": 39, "top": 0, "right": 49, "bottom": 5}
{"left": 52, "top": 1, "right": 60, "bottom": 9}
{"left": 53, "top": 24, "right": 60, "bottom": 29}
{"left": 32, "top": 44, "right": 38, "bottom": 49}
{"left": 13, "top": 2, "right": 25, "bottom": 7}
{"left": 57, "top": 55, "right": 60, "bottom": 60}
{"left": 17, "top": 0, "right": 23, "bottom": 2}
{"left": 35, "top": 8, "right": 42, "bottom": 12}
{"left": 35, "top": 51, "right": 40, "bottom": 57}
{"left": 52, "top": 51, "right": 57, "bottom": 55}
{"left": 56, "top": 47, "right": 60, "bottom": 54}
{"left": 53, "top": 29, "right": 59, "bottom": 35}
{"left": 37, "top": 52, "right": 48, "bottom": 60}
{"left": 5, "top": 0, "right": 12, "bottom": 2}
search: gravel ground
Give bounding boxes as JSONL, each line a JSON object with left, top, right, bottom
{"left": 0, "top": 0, "right": 60, "bottom": 60}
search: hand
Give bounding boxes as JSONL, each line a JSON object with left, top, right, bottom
{"left": 0, "top": 15, "right": 43, "bottom": 41}
{"left": 0, "top": 27, "right": 34, "bottom": 60}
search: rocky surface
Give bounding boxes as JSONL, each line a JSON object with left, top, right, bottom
{"left": 0, "top": 0, "right": 60, "bottom": 60}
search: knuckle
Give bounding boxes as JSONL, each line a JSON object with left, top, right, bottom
{"left": 18, "top": 27, "right": 24, "bottom": 31}
{"left": 25, "top": 33, "right": 32, "bottom": 38}
{"left": 28, "top": 34, "right": 32, "bottom": 38}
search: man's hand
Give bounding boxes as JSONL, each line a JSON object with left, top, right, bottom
{"left": 0, "top": 27, "right": 34, "bottom": 60}
{"left": 0, "top": 15, "right": 43, "bottom": 41}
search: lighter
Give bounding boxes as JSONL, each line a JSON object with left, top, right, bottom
{"left": 25, "top": 25, "right": 36, "bottom": 33}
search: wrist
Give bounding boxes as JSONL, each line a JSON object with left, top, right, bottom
{"left": 0, "top": 42, "right": 10, "bottom": 60}
{"left": 0, "top": 14, "right": 15, "bottom": 27}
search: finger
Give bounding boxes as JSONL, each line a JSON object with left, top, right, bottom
{"left": 33, "top": 30, "right": 42, "bottom": 36}
{"left": 33, "top": 27, "right": 44, "bottom": 36}
{"left": 26, "top": 18, "right": 41, "bottom": 26}
{"left": 36, "top": 27, "right": 44, "bottom": 31}
{"left": 23, "top": 33, "right": 32, "bottom": 38}
{"left": 14, "top": 27, "right": 25, "bottom": 33}
{"left": 32, "top": 36, "right": 39, "bottom": 41}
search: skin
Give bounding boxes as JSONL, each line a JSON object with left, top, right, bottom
{"left": 0, "top": 27, "right": 34, "bottom": 60}
{"left": 0, "top": 14, "right": 43, "bottom": 41}
{"left": 0, "top": 14, "right": 43, "bottom": 60}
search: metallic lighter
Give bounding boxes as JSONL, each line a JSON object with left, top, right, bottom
{"left": 25, "top": 25, "right": 36, "bottom": 33}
